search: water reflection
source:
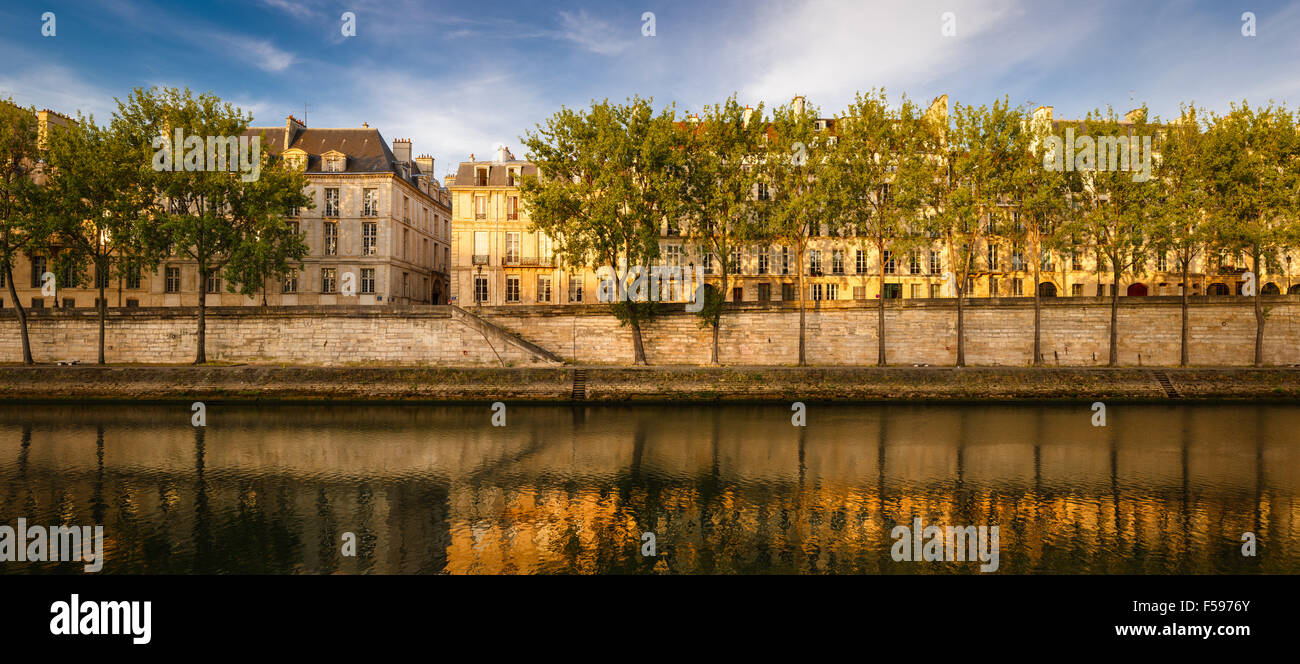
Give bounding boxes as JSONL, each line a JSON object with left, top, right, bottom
{"left": 0, "top": 403, "right": 1295, "bottom": 574}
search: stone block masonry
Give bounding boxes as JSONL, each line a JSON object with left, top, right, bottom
{"left": 1, "top": 296, "right": 1299, "bottom": 367}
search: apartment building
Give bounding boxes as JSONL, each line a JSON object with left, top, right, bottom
{"left": 1, "top": 115, "right": 452, "bottom": 309}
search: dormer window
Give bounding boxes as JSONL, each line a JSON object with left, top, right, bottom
{"left": 476, "top": 167, "right": 488, "bottom": 186}
{"left": 322, "top": 150, "right": 347, "bottom": 173}
{"left": 283, "top": 148, "right": 308, "bottom": 171}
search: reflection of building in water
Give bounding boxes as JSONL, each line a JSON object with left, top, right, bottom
{"left": 0, "top": 404, "right": 1295, "bottom": 574}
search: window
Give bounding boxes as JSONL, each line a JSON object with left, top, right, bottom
{"left": 910, "top": 284, "right": 922, "bottom": 298}
{"left": 757, "top": 247, "right": 769, "bottom": 274}
{"left": 664, "top": 245, "right": 683, "bottom": 266}
{"left": 989, "top": 276, "right": 998, "bottom": 296}
{"left": 757, "top": 283, "right": 771, "bottom": 301}
{"left": 810, "top": 283, "right": 824, "bottom": 301}
{"left": 474, "top": 196, "right": 487, "bottom": 219}
{"left": 126, "top": 265, "right": 141, "bottom": 290}
{"left": 930, "top": 251, "right": 941, "bottom": 274}
{"left": 206, "top": 273, "right": 221, "bottom": 294}
{"left": 987, "top": 243, "right": 999, "bottom": 271}
{"left": 361, "top": 268, "right": 375, "bottom": 294}
{"left": 125, "top": 299, "right": 138, "bottom": 308}
{"left": 1012, "top": 278, "right": 1024, "bottom": 296}
{"left": 729, "top": 247, "right": 743, "bottom": 274}
{"left": 363, "top": 189, "right": 378, "bottom": 216}
{"left": 826, "top": 284, "right": 838, "bottom": 300}
{"left": 402, "top": 272, "right": 409, "bottom": 299}
{"left": 402, "top": 228, "right": 410, "bottom": 261}
{"left": 506, "top": 275, "right": 520, "bottom": 303}
{"left": 507, "top": 196, "right": 519, "bottom": 220}
{"left": 30, "top": 256, "right": 45, "bottom": 288}
{"left": 1072, "top": 283, "right": 1084, "bottom": 296}
{"left": 808, "top": 249, "right": 822, "bottom": 275}
{"left": 756, "top": 182, "right": 770, "bottom": 200}
{"left": 703, "top": 253, "right": 714, "bottom": 275}
{"left": 930, "top": 283, "right": 942, "bottom": 298}
{"left": 30, "top": 298, "right": 43, "bottom": 309}
{"left": 403, "top": 196, "right": 410, "bottom": 222}
{"left": 883, "top": 251, "right": 895, "bottom": 275}
{"left": 282, "top": 270, "right": 298, "bottom": 293}
{"left": 782, "top": 282, "right": 796, "bottom": 301}
{"left": 1041, "top": 250, "right": 1054, "bottom": 271}
{"left": 853, "top": 286, "right": 866, "bottom": 300}
{"left": 324, "top": 221, "right": 338, "bottom": 256}
{"left": 506, "top": 232, "right": 520, "bottom": 263}
{"left": 324, "top": 188, "right": 339, "bottom": 217}
{"left": 1011, "top": 247, "right": 1024, "bottom": 271}
{"left": 165, "top": 266, "right": 180, "bottom": 293}
{"left": 856, "top": 249, "right": 867, "bottom": 274}
{"left": 0, "top": 270, "right": 5, "bottom": 288}
{"left": 731, "top": 286, "right": 743, "bottom": 302}
{"left": 475, "top": 168, "right": 488, "bottom": 186}
{"left": 537, "top": 275, "right": 552, "bottom": 302}
{"left": 568, "top": 276, "right": 583, "bottom": 303}
{"left": 475, "top": 276, "right": 489, "bottom": 304}
{"left": 362, "top": 222, "right": 377, "bottom": 255}
{"left": 909, "top": 252, "right": 921, "bottom": 275}
{"left": 832, "top": 249, "right": 844, "bottom": 275}
{"left": 1157, "top": 251, "right": 1168, "bottom": 272}
{"left": 882, "top": 283, "right": 900, "bottom": 299}
{"left": 320, "top": 268, "right": 337, "bottom": 293}
{"left": 95, "top": 265, "right": 110, "bottom": 289}
{"left": 781, "top": 247, "right": 790, "bottom": 274}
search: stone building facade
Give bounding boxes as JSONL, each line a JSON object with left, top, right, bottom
{"left": 0, "top": 115, "right": 452, "bottom": 310}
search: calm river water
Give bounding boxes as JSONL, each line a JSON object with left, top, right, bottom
{"left": 0, "top": 403, "right": 1295, "bottom": 574}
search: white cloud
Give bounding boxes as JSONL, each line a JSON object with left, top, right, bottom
{"left": 222, "top": 36, "right": 297, "bottom": 72}
{"left": 557, "top": 9, "right": 632, "bottom": 56}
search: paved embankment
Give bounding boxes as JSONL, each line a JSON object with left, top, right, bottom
{"left": 1, "top": 365, "right": 1299, "bottom": 403}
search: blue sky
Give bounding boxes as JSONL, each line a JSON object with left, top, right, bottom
{"left": 2, "top": 0, "right": 1299, "bottom": 178}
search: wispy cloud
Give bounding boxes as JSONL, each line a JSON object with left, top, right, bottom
{"left": 258, "top": 0, "right": 316, "bottom": 19}
{"left": 557, "top": 9, "right": 633, "bottom": 56}
{"left": 220, "top": 35, "right": 297, "bottom": 72}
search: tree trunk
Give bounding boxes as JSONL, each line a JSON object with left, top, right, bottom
{"left": 713, "top": 259, "right": 727, "bottom": 365}
{"left": 1180, "top": 262, "right": 1190, "bottom": 367}
{"left": 1253, "top": 247, "right": 1264, "bottom": 367}
{"left": 1108, "top": 262, "right": 1120, "bottom": 366}
{"left": 1032, "top": 255, "right": 1042, "bottom": 366}
{"left": 796, "top": 245, "right": 806, "bottom": 367}
{"left": 97, "top": 270, "right": 106, "bottom": 365}
{"left": 630, "top": 319, "right": 647, "bottom": 365}
{"left": 195, "top": 264, "right": 207, "bottom": 365}
{"left": 5, "top": 262, "right": 32, "bottom": 364}
{"left": 955, "top": 281, "right": 965, "bottom": 367}
{"left": 877, "top": 241, "right": 886, "bottom": 366}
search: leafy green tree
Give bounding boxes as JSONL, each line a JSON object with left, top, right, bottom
{"left": 829, "top": 90, "right": 926, "bottom": 365}
{"left": 40, "top": 112, "right": 157, "bottom": 363}
{"left": 1061, "top": 107, "right": 1157, "bottom": 366}
{"left": 754, "top": 98, "right": 827, "bottom": 366}
{"left": 113, "top": 86, "right": 273, "bottom": 363}
{"left": 678, "top": 96, "right": 766, "bottom": 364}
{"left": 1150, "top": 105, "right": 1214, "bottom": 366}
{"left": 223, "top": 148, "right": 311, "bottom": 305}
{"left": 1012, "top": 110, "right": 1072, "bottom": 365}
{"left": 1203, "top": 102, "right": 1300, "bottom": 366}
{"left": 519, "top": 97, "right": 683, "bottom": 364}
{"left": 0, "top": 99, "right": 42, "bottom": 364}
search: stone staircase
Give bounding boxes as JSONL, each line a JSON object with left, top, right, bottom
{"left": 449, "top": 306, "right": 564, "bottom": 366}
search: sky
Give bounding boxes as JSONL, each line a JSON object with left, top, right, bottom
{"left": 2, "top": 0, "right": 1299, "bottom": 179}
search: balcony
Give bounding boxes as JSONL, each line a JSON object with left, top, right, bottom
{"left": 502, "top": 256, "right": 555, "bottom": 268}
{"left": 472, "top": 254, "right": 490, "bottom": 265}
{"left": 475, "top": 213, "right": 487, "bottom": 220}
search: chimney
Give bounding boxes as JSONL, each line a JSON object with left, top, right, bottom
{"left": 414, "top": 154, "right": 434, "bottom": 175}
{"left": 392, "top": 138, "right": 412, "bottom": 166}
{"left": 792, "top": 95, "right": 806, "bottom": 116}
{"left": 285, "top": 114, "right": 306, "bottom": 148}
{"left": 742, "top": 105, "right": 754, "bottom": 127}
{"left": 495, "top": 145, "right": 511, "bottom": 162}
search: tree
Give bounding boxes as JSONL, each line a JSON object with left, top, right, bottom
{"left": 1060, "top": 107, "right": 1157, "bottom": 366}
{"left": 678, "top": 96, "right": 766, "bottom": 364}
{"left": 1150, "top": 105, "right": 1213, "bottom": 366}
{"left": 1013, "top": 109, "right": 1071, "bottom": 365}
{"left": 755, "top": 98, "right": 827, "bottom": 366}
{"left": 916, "top": 98, "right": 1024, "bottom": 366}
{"left": 828, "top": 89, "right": 925, "bottom": 365}
{"left": 0, "top": 99, "right": 42, "bottom": 364}
{"left": 40, "top": 112, "right": 157, "bottom": 363}
{"left": 519, "top": 97, "right": 683, "bottom": 364}
{"left": 223, "top": 147, "right": 312, "bottom": 306}
{"left": 1203, "top": 102, "right": 1300, "bottom": 366}
{"left": 113, "top": 86, "right": 269, "bottom": 364}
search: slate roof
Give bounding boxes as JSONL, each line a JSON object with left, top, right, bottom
{"left": 243, "top": 126, "right": 417, "bottom": 176}
{"left": 451, "top": 160, "right": 539, "bottom": 187}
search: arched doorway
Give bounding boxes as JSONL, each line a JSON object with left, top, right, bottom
{"left": 1126, "top": 283, "right": 1148, "bottom": 296}
{"left": 1289, "top": 284, "right": 1300, "bottom": 295}
{"left": 1262, "top": 282, "right": 1281, "bottom": 295}
{"left": 1037, "top": 282, "right": 1057, "bottom": 297}
{"left": 1208, "top": 283, "right": 1230, "bottom": 295}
